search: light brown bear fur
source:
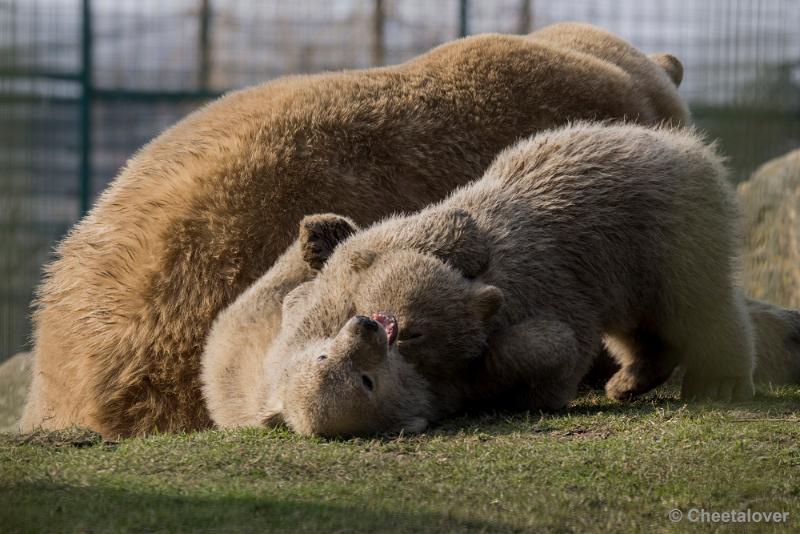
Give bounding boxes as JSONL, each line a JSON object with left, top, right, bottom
{"left": 243, "top": 123, "right": 756, "bottom": 437}
{"left": 23, "top": 23, "right": 692, "bottom": 437}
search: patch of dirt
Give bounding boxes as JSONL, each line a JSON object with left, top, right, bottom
{"left": 14, "top": 427, "right": 114, "bottom": 448}
{"left": 557, "top": 426, "right": 613, "bottom": 440}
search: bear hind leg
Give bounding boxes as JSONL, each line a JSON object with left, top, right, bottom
{"left": 676, "top": 291, "right": 756, "bottom": 401}
{"left": 604, "top": 328, "right": 679, "bottom": 400}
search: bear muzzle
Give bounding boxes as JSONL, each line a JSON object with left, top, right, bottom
{"left": 370, "top": 312, "right": 398, "bottom": 345}
{"left": 333, "top": 315, "right": 394, "bottom": 368}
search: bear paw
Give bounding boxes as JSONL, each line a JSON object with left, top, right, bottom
{"left": 605, "top": 367, "right": 650, "bottom": 401}
{"left": 681, "top": 373, "right": 754, "bottom": 402}
{"left": 299, "top": 213, "right": 357, "bottom": 270}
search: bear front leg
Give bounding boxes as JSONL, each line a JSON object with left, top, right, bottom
{"left": 201, "top": 214, "right": 357, "bottom": 428}
{"left": 201, "top": 238, "right": 312, "bottom": 427}
{"left": 482, "top": 319, "right": 597, "bottom": 411}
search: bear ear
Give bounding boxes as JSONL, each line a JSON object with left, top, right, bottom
{"left": 468, "top": 284, "right": 504, "bottom": 322}
{"left": 299, "top": 213, "right": 358, "bottom": 271}
{"left": 649, "top": 53, "right": 683, "bottom": 87}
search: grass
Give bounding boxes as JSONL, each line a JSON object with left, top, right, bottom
{"left": 2, "top": 387, "right": 799, "bottom": 533}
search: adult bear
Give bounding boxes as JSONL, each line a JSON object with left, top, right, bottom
{"left": 23, "top": 23, "right": 688, "bottom": 437}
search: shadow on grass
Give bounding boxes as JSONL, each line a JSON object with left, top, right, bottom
{"left": 1, "top": 482, "right": 511, "bottom": 533}
{"left": 7, "top": 388, "right": 799, "bottom": 446}
{"left": 428, "top": 386, "right": 800, "bottom": 438}
{"left": 13, "top": 427, "right": 110, "bottom": 448}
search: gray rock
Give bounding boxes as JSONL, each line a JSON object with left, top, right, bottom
{"left": 0, "top": 352, "right": 31, "bottom": 432}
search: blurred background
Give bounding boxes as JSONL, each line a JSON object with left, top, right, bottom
{"left": 1, "top": 0, "right": 799, "bottom": 361}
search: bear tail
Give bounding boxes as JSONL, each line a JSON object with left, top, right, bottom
{"left": 649, "top": 53, "right": 684, "bottom": 87}
{"left": 747, "top": 298, "right": 800, "bottom": 385}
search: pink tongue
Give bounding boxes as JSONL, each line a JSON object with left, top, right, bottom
{"left": 370, "top": 312, "right": 397, "bottom": 344}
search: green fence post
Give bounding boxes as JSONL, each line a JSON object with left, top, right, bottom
{"left": 372, "top": 0, "right": 385, "bottom": 66}
{"left": 459, "top": 0, "right": 469, "bottom": 37}
{"left": 518, "top": 0, "right": 531, "bottom": 34}
{"left": 198, "top": 0, "right": 211, "bottom": 89}
{"left": 79, "top": 0, "right": 93, "bottom": 215}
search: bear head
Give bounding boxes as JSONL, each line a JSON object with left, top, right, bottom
{"left": 264, "top": 211, "right": 503, "bottom": 437}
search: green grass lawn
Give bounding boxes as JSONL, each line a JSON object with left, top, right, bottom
{"left": 2, "top": 387, "right": 799, "bottom": 533}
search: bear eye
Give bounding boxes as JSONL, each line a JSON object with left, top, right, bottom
{"left": 398, "top": 332, "right": 424, "bottom": 343}
{"left": 361, "top": 374, "right": 374, "bottom": 391}
{"left": 317, "top": 354, "right": 327, "bottom": 362}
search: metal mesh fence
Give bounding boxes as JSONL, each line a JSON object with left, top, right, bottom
{"left": 1, "top": 0, "right": 799, "bottom": 360}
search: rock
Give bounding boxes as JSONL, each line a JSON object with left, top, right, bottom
{"left": 0, "top": 352, "right": 31, "bottom": 432}
{"left": 738, "top": 149, "right": 800, "bottom": 308}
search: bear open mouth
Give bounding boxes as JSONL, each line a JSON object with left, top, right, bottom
{"left": 370, "top": 312, "right": 398, "bottom": 345}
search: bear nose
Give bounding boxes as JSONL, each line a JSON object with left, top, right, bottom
{"left": 354, "top": 315, "right": 380, "bottom": 332}
{"left": 337, "top": 316, "right": 388, "bottom": 367}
